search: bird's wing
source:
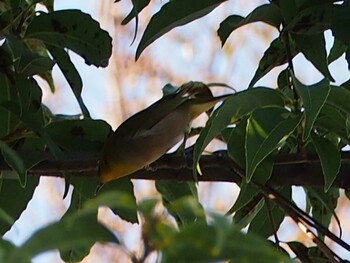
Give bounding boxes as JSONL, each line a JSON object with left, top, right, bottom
{"left": 114, "top": 91, "right": 189, "bottom": 138}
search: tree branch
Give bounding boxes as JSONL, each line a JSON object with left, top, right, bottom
{"left": 2, "top": 151, "right": 350, "bottom": 188}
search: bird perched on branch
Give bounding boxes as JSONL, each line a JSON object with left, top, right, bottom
{"left": 98, "top": 81, "right": 231, "bottom": 184}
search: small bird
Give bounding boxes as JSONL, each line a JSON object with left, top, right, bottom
{"left": 98, "top": 81, "right": 231, "bottom": 184}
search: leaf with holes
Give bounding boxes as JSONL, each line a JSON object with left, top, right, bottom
{"left": 286, "top": 4, "right": 332, "bottom": 34}
{"left": 249, "top": 37, "right": 298, "bottom": 87}
{"left": 25, "top": 10, "right": 112, "bottom": 67}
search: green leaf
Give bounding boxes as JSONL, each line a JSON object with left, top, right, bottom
{"left": 310, "top": 134, "right": 340, "bottom": 191}
{"left": 217, "top": 4, "right": 281, "bottom": 46}
{"left": 305, "top": 187, "right": 339, "bottom": 239}
{"left": 0, "top": 239, "right": 22, "bottom": 263}
{"left": 96, "top": 178, "right": 138, "bottom": 224}
{"left": 194, "top": 87, "right": 284, "bottom": 173}
{"left": 0, "top": 77, "right": 62, "bottom": 158}
{"left": 249, "top": 187, "right": 291, "bottom": 239}
{"left": 227, "top": 118, "right": 247, "bottom": 168}
{"left": 0, "top": 73, "right": 21, "bottom": 138}
{"left": 46, "top": 45, "right": 90, "bottom": 117}
{"left": 137, "top": 199, "right": 178, "bottom": 250}
{"left": 0, "top": 177, "right": 39, "bottom": 235}
{"left": 232, "top": 196, "right": 265, "bottom": 228}
{"left": 25, "top": 10, "right": 112, "bottom": 67}
{"left": 121, "top": 0, "right": 151, "bottom": 25}
{"left": 3, "top": 37, "right": 55, "bottom": 76}
{"left": 332, "top": 3, "right": 350, "bottom": 45}
{"left": 227, "top": 179, "right": 264, "bottom": 214}
{"left": 249, "top": 37, "right": 298, "bottom": 87}
{"left": 293, "top": 76, "right": 330, "bottom": 140}
{"left": 14, "top": 212, "right": 118, "bottom": 262}
{"left": 245, "top": 108, "right": 301, "bottom": 181}
{"left": 292, "top": 33, "right": 334, "bottom": 81}
{"left": 136, "top": 0, "right": 226, "bottom": 59}
{"left": 156, "top": 181, "right": 205, "bottom": 226}
{"left": 59, "top": 177, "right": 100, "bottom": 262}
{"left": 0, "top": 141, "right": 27, "bottom": 186}
{"left": 326, "top": 85, "right": 350, "bottom": 115}
{"left": 228, "top": 160, "right": 272, "bottom": 214}
{"left": 287, "top": 242, "right": 313, "bottom": 263}
{"left": 286, "top": 4, "right": 332, "bottom": 34}
{"left": 328, "top": 38, "right": 348, "bottom": 65}
{"left": 161, "top": 214, "right": 290, "bottom": 263}
{"left": 273, "top": 0, "right": 297, "bottom": 23}
{"left": 46, "top": 119, "right": 111, "bottom": 151}
{"left": 315, "top": 105, "right": 348, "bottom": 143}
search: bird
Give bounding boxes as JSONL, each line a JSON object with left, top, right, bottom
{"left": 98, "top": 81, "right": 231, "bottom": 184}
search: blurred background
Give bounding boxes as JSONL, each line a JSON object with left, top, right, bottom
{"left": 3, "top": 0, "right": 350, "bottom": 262}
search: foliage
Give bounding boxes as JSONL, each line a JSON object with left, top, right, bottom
{"left": 0, "top": 0, "right": 350, "bottom": 262}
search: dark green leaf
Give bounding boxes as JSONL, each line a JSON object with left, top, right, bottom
{"left": 272, "top": 0, "right": 297, "bottom": 23}
{"left": 328, "top": 38, "right": 348, "bottom": 65}
{"left": 0, "top": 177, "right": 39, "bottom": 235}
{"left": 228, "top": 160, "right": 272, "bottom": 214}
{"left": 0, "top": 77, "right": 62, "bottom": 158}
{"left": 3, "top": 37, "right": 54, "bottom": 76}
{"left": 136, "top": 0, "right": 226, "bottom": 59}
{"left": 228, "top": 182, "right": 259, "bottom": 215}
{"left": 310, "top": 134, "right": 340, "bottom": 191}
{"left": 96, "top": 178, "right": 138, "bottom": 223}
{"left": 287, "top": 242, "right": 313, "bottom": 263}
{"left": 15, "top": 212, "right": 118, "bottom": 262}
{"left": 217, "top": 4, "right": 281, "bottom": 46}
{"left": 59, "top": 178, "right": 100, "bottom": 262}
{"left": 249, "top": 187, "right": 291, "bottom": 239}
{"left": 293, "top": 76, "right": 330, "bottom": 140}
{"left": 0, "top": 239, "right": 22, "bottom": 263}
{"left": 227, "top": 118, "right": 247, "bottom": 168}
{"left": 286, "top": 4, "right": 332, "bottom": 34}
{"left": 46, "top": 119, "right": 111, "bottom": 151}
{"left": 194, "top": 87, "right": 284, "bottom": 173}
{"left": 245, "top": 108, "right": 301, "bottom": 181}
{"left": 232, "top": 195, "right": 264, "bottom": 228}
{"left": 346, "top": 49, "right": 350, "bottom": 70}
{"left": 0, "top": 73, "right": 20, "bottom": 138}
{"left": 326, "top": 85, "right": 350, "bottom": 115}
{"left": 332, "top": 3, "right": 350, "bottom": 45}
{"left": 25, "top": 10, "right": 112, "bottom": 67}
{"left": 293, "top": 33, "right": 334, "bottom": 81}
{"left": 156, "top": 181, "right": 205, "bottom": 226}
{"left": 315, "top": 105, "right": 346, "bottom": 135}
{"left": 138, "top": 198, "right": 178, "bottom": 249}
{"left": 46, "top": 45, "right": 90, "bottom": 117}
{"left": 161, "top": 214, "right": 290, "bottom": 263}
{"left": 305, "top": 187, "right": 339, "bottom": 239}
{"left": 249, "top": 37, "right": 298, "bottom": 87}
{"left": 0, "top": 141, "right": 27, "bottom": 186}
{"left": 121, "top": 0, "right": 151, "bottom": 25}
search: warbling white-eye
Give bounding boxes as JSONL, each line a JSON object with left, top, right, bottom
{"left": 98, "top": 81, "right": 231, "bottom": 184}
